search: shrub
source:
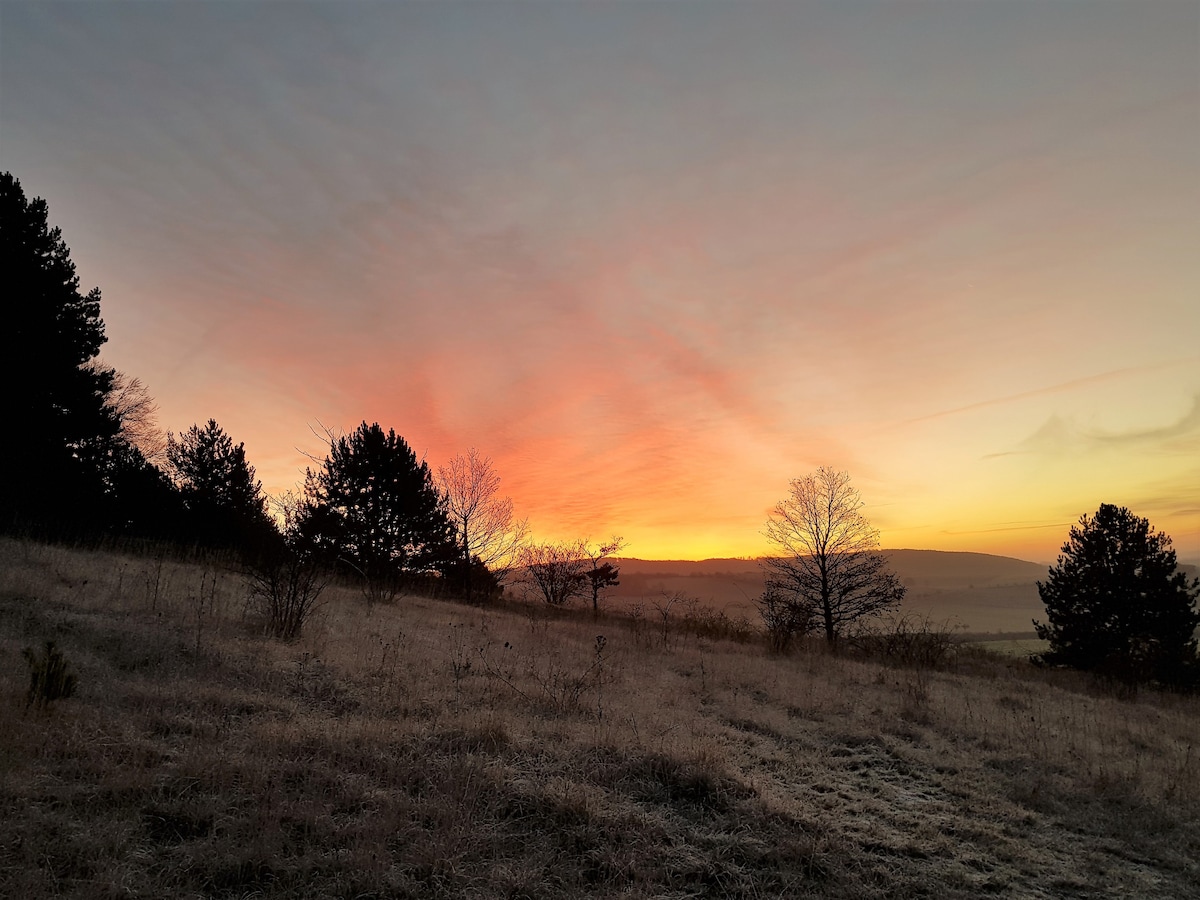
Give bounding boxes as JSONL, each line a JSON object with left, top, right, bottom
{"left": 246, "top": 549, "right": 327, "bottom": 641}
{"left": 848, "top": 614, "right": 961, "bottom": 670}
{"left": 758, "top": 585, "right": 813, "bottom": 653}
{"left": 22, "top": 640, "right": 78, "bottom": 710}
{"left": 679, "top": 600, "right": 757, "bottom": 644}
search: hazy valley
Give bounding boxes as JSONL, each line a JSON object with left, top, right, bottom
{"left": 611, "top": 551, "right": 1061, "bottom": 636}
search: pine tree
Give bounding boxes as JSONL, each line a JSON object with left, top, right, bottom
{"left": 300, "top": 423, "right": 454, "bottom": 603}
{"left": 1, "top": 171, "right": 119, "bottom": 530}
{"left": 1034, "top": 504, "right": 1200, "bottom": 687}
{"left": 167, "top": 420, "right": 277, "bottom": 554}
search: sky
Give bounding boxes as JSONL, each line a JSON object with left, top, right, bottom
{"left": 2, "top": 1, "right": 1198, "bottom": 563}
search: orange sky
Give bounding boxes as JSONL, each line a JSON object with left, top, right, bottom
{"left": 3, "top": 2, "right": 1198, "bottom": 563}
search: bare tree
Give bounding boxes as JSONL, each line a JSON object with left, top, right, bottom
{"left": 437, "top": 448, "right": 529, "bottom": 602}
{"left": 103, "top": 368, "right": 167, "bottom": 463}
{"left": 759, "top": 467, "right": 905, "bottom": 647}
{"left": 582, "top": 536, "right": 626, "bottom": 615}
{"left": 519, "top": 541, "right": 589, "bottom": 606}
{"left": 245, "top": 491, "right": 328, "bottom": 641}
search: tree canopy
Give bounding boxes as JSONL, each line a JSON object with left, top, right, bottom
{"left": 519, "top": 541, "right": 590, "bottom": 607}
{"left": 300, "top": 423, "right": 455, "bottom": 603}
{"left": 1, "top": 171, "right": 119, "bottom": 529}
{"left": 1034, "top": 504, "right": 1200, "bottom": 687}
{"left": 582, "top": 537, "right": 625, "bottom": 615}
{"left": 437, "top": 448, "right": 528, "bottom": 602}
{"left": 759, "top": 467, "right": 905, "bottom": 647}
{"left": 167, "top": 419, "right": 278, "bottom": 554}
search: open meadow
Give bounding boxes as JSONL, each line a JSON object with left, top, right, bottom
{"left": 2, "top": 538, "right": 1198, "bottom": 898}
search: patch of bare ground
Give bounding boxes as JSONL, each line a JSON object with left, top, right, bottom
{"left": 1, "top": 537, "right": 1197, "bottom": 897}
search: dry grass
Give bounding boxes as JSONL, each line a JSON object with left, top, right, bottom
{"left": 1, "top": 537, "right": 1197, "bottom": 898}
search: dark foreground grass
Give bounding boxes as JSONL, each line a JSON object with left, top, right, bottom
{"left": 1, "top": 538, "right": 1198, "bottom": 898}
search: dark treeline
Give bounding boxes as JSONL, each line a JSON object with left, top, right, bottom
{"left": 4, "top": 171, "right": 268, "bottom": 553}
{"left": 4, "top": 170, "right": 183, "bottom": 544}
{"left": 2, "top": 171, "right": 473, "bottom": 600}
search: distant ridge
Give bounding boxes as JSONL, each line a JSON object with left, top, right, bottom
{"left": 881, "top": 550, "right": 1046, "bottom": 589}
{"left": 614, "top": 549, "right": 1046, "bottom": 580}
{"left": 614, "top": 558, "right": 763, "bottom": 576}
{"left": 610, "top": 551, "right": 1050, "bottom": 634}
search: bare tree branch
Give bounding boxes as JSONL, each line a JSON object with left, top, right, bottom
{"left": 518, "top": 540, "right": 589, "bottom": 607}
{"left": 759, "top": 467, "right": 905, "bottom": 648}
{"left": 437, "top": 448, "right": 530, "bottom": 601}
{"left": 102, "top": 367, "right": 166, "bottom": 463}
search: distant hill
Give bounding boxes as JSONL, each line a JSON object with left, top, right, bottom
{"left": 614, "top": 558, "right": 763, "bottom": 577}
{"left": 614, "top": 550, "right": 1047, "bottom": 581}
{"left": 881, "top": 549, "right": 1046, "bottom": 588}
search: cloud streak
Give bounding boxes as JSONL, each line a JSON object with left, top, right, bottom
{"left": 3, "top": 1, "right": 1198, "bottom": 559}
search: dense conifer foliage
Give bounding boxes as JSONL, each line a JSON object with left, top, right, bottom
{"left": 1035, "top": 504, "right": 1200, "bottom": 687}
{"left": 167, "top": 420, "right": 279, "bottom": 555}
{"left": 300, "top": 423, "right": 455, "bottom": 602}
{"left": 96, "top": 440, "right": 188, "bottom": 539}
{"left": 1, "top": 171, "right": 119, "bottom": 530}
{"left": 0, "top": 171, "right": 199, "bottom": 542}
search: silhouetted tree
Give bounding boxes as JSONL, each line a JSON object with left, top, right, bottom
{"left": 1034, "top": 504, "right": 1200, "bottom": 688}
{"left": 98, "top": 440, "right": 187, "bottom": 539}
{"left": 105, "top": 369, "right": 167, "bottom": 464}
{"left": 245, "top": 492, "right": 329, "bottom": 641}
{"left": 300, "top": 422, "right": 454, "bottom": 603}
{"left": 519, "top": 541, "right": 589, "bottom": 606}
{"left": 167, "top": 419, "right": 277, "bottom": 554}
{"left": 759, "top": 467, "right": 905, "bottom": 647}
{"left": 583, "top": 536, "right": 626, "bottom": 615}
{"left": 77, "top": 370, "right": 182, "bottom": 539}
{"left": 437, "top": 448, "right": 529, "bottom": 603}
{"left": 1, "top": 171, "right": 119, "bottom": 531}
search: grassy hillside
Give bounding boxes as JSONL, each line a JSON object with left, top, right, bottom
{"left": 2, "top": 538, "right": 1198, "bottom": 898}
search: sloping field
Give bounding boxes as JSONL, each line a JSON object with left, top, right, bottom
{"left": 2, "top": 539, "right": 1198, "bottom": 898}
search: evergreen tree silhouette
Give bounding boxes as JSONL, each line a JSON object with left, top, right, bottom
{"left": 167, "top": 419, "right": 278, "bottom": 555}
{"left": 1035, "top": 504, "right": 1200, "bottom": 687}
{"left": 300, "top": 423, "right": 454, "bottom": 602}
{"left": 1, "top": 171, "right": 119, "bottom": 531}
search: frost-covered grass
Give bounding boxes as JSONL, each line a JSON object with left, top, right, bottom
{"left": 2, "top": 537, "right": 1197, "bottom": 898}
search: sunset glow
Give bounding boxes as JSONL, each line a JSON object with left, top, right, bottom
{"left": 3, "top": 2, "right": 1197, "bottom": 562}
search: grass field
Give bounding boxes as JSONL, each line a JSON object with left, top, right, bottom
{"left": 2, "top": 538, "right": 1198, "bottom": 898}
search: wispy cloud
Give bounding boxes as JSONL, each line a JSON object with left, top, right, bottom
{"left": 909, "top": 361, "right": 1199, "bottom": 431}
{"left": 1004, "top": 395, "right": 1200, "bottom": 458}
